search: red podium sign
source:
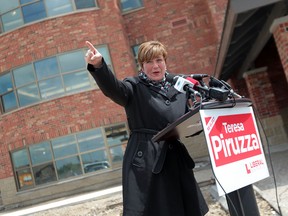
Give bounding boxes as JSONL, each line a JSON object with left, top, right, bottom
{"left": 200, "top": 106, "right": 269, "bottom": 196}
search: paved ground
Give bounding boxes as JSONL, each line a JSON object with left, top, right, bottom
{"left": 0, "top": 144, "right": 287, "bottom": 216}
{"left": 254, "top": 144, "right": 288, "bottom": 216}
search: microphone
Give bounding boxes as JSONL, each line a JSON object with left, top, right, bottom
{"left": 209, "top": 77, "right": 243, "bottom": 98}
{"left": 166, "top": 73, "right": 177, "bottom": 84}
{"left": 173, "top": 76, "right": 201, "bottom": 106}
{"left": 173, "top": 76, "right": 230, "bottom": 101}
{"left": 186, "top": 77, "right": 230, "bottom": 101}
{"left": 188, "top": 74, "right": 209, "bottom": 80}
{"left": 174, "top": 76, "right": 199, "bottom": 94}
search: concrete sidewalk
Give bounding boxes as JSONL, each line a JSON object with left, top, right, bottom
{"left": 0, "top": 186, "right": 122, "bottom": 216}
{"left": 0, "top": 144, "right": 287, "bottom": 216}
{"left": 254, "top": 144, "right": 288, "bottom": 216}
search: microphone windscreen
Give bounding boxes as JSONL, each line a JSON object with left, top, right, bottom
{"left": 209, "top": 78, "right": 222, "bottom": 88}
{"left": 186, "top": 77, "right": 200, "bottom": 89}
{"left": 166, "top": 73, "right": 178, "bottom": 84}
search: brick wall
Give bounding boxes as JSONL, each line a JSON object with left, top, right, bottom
{"left": 244, "top": 68, "right": 279, "bottom": 118}
{"left": 271, "top": 16, "right": 288, "bottom": 81}
{"left": 0, "top": 10, "right": 136, "bottom": 78}
{"left": 0, "top": 3, "right": 134, "bottom": 180}
{"left": 243, "top": 67, "right": 288, "bottom": 146}
{"left": 207, "top": 0, "right": 229, "bottom": 40}
{"left": 254, "top": 38, "right": 288, "bottom": 111}
{"left": 0, "top": 90, "right": 127, "bottom": 179}
{"left": 0, "top": 0, "right": 225, "bottom": 207}
{"left": 123, "top": 0, "right": 220, "bottom": 75}
{"left": 0, "top": 0, "right": 223, "bottom": 179}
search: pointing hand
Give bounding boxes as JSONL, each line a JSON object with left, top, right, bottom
{"left": 85, "top": 41, "right": 103, "bottom": 68}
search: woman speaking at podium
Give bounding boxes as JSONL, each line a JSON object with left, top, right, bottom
{"left": 85, "top": 40, "right": 208, "bottom": 216}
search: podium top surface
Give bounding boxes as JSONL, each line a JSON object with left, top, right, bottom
{"left": 152, "top": 98, "right": 252, "bottom": 142}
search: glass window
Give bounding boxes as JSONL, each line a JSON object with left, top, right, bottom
{"left": 3, "top": 91, "right": 17, "bottom": 111}
{"left": 34, "top": 57, "right": 59, "bottom": 80}
{"left": 39, "top": 76, "right": 64, "bottom": 99}
{"left": 77, "top": 128, "right": 105, "bottom": 152}
{"left": 82, "top": 150, "right": 109, "bottom": 173}
{"left": 29, "top": 142, "right": 52, "bottom": 165}
{"left": 105, "top": 124, "right": 127, "bottom": 164}
{"left": 132, "top": 44, "right": 140, "bottom": 70}
{"left": 132, "top": 45, "right": 139, "bottom": 58}
{"left": 59, "top": 51, "right": 86, "bottom": 73}
{"left": 17, "top": 83, "right": 40, "bottom": 106}
{"left": 46, "top": 0, "right": 73, "bottom": 17}
{"left": 105, "top": 124, "right": 129, "bottom": 146}
{"left": 11, "top": 149, "right": 30, "bottom": 169}
{"left": 0, "top": 0, "right": 19, "bottom": 14}
{"left": 20, "top": 0, "right": 37, "bottom": 4}
{"left": 97, "top": 46, "right": 112, "bottom": 66}
{"left": 75, "top": 0, "right": 96, "bottom": 9}
{"left": 109, "top": 146, "right": 124, "bottom": 163}
{"left": 63, "top": 71, "right": 90, "bottom": 93}
{"left": 1, "top": 46, "right": 110, "bottom": 113}
{"left": 1, "top": 0, "right": 97, "bottom": 33}
{"left": 52, "top": 135, "right": 78, "bottom": 159}
{"left": 0, "top": 73, "right": 13, "bottom": 94}
{"left": 1, "top": 9, "right": 24, "bottom": 32}
{"left": 120, "top": 0, "right": 143, "bottom": 12}
{"left": 55, "top": 156, "right": 82, "bottom": 179}
{"left": 16, "top": 168, "right": 34, "bottom": 189}
{"left": 33, "top": 163, "right": 57, "bottom": 185}
{"left": 11, "top": 123, "right": 128, "bottom": 190}
{"left": 13, "top": 64, "right": 35, "bottom": 87}
{"left": 22, "top": 0, "right": 46, "bottom": 23}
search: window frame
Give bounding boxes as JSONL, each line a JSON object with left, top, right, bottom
{"left": 10, "top": 122, "right": 128, "bottom": 191}
{"left": 120, "top": 0, "right": 144, "bottom": 13}
{"left": 0, "top": 0, "right": 98, "bottom": 33}
{"left": 0, "top": 45, "right": 112, "bottom": 114}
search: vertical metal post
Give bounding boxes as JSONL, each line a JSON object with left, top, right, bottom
{"left": 225, "top": 185, "right": 260, "bottom": 216}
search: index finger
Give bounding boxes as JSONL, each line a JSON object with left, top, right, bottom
{"left": 85, "top": 41, "right": 97, "bottom": 52}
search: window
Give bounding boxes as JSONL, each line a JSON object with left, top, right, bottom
{"left": 0, "top": 73, "right": 18, "bottom": 112}
{"left": 132, "top": 44, "right": 140, "bottom": 69}
{"left": 0, "top": 45, "right": 112, "bottom": 113}
{"left": 55, "top": 156, "right": 82, "bottom": 180}
{"left": 0, "top": 0, "right": 97, "bottom": 33}
{"left": 120, "top": 0, "right": 143, "bottom": 13}
{"left": 0, "top": 0, "right": 19, "bottom": 14}
{"left": 1, "top": 8, "right": 23, "bottom": 32}
{"left": 14, "top": 64, "right": 41, "bottom": 106}
{"left": 11, "top": 123, "right": 128, "bottom": 191}
{"left": 35, "top": 57, "right": 59, "bottom": 80}
{"left": 75, "top": 0, "right": 96, "bottom": 9}
{"left": 11, "top": 148, "right": 33, "bottom": 190}
{"left": 105, "top": 124, "right": 128, "bottom": 165}
{"left": 22, "top": 0, "right": 46, "bottom": 23}
{"left": 45, "top": 0, "right": 73, "bottom": 17}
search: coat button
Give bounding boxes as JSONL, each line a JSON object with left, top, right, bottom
{"left": 169, "top": 144, "right": 173, "bottom": 149}
{"left": 137, "top": 151, "right": 143, "bottom": 157}
{"left": 165, "top": 100, "right": 171, "bottom": 105}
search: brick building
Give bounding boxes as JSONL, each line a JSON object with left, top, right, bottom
{"left": 0, "top": 0, "right": 287, "bottom": 210}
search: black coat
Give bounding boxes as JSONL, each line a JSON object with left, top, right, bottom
{"left": 88, "top": 61, "right": 209, "bottom": 216}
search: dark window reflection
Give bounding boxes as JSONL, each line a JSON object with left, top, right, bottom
{"left": 33, "top": 163, "right": 57, "bottom": 185}
{"left": 75, "top": 0, "right": 96, "bottom": 9}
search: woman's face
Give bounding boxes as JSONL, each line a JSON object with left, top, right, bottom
{"left": 142, "top": 56, "right": 166, "bottom": 81}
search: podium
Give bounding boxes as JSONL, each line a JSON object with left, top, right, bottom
{"left": 152, "top": 98, "right": 252, "bottom": 142}
{"left": 152, "top": 98, "right": 269, "bottom": 216}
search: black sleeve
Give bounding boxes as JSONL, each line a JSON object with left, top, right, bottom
{"left": 87, "top": 59, "right": 133, "bottom": 107}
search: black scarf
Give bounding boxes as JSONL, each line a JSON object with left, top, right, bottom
{"left": 138, "top": 71, "right": 172, "bottom": 93}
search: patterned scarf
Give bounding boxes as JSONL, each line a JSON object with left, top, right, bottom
{"left": 138, "top": 71, "right": 172, "bottom": 93}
